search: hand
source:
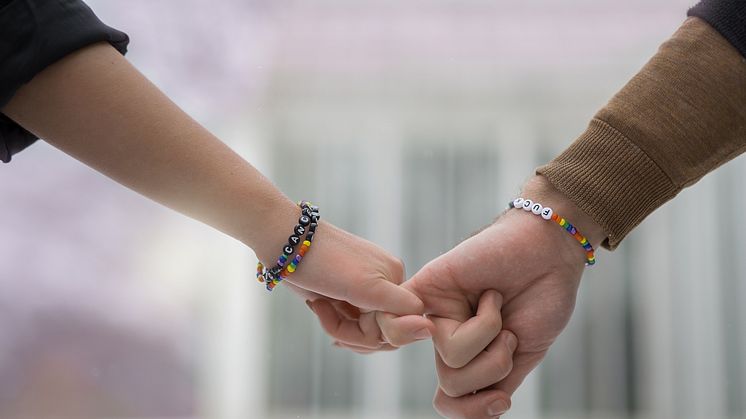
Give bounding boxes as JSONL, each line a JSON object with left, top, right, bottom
{"left": 379, "top": 175, "right": 606, "bottom": 418}
{"left": 255, "top": 204, "right": 435, "bottom": 353}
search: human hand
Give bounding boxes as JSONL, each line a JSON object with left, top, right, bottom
{"left": 254, "top": 203, "right": 435, "bottom": 353}
{"left": 379, "top": 175, "right": 606, "bottom": 418}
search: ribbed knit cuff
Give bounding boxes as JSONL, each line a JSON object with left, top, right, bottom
{"left": 536, "top": 119, "right": 680, "bottom": 250}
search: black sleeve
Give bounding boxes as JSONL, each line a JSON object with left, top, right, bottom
{"left": 0, "top": 0, "right": 129, "bottom": 163}
{"left": 688, "top": 0, "right": 746, "bottom": 58}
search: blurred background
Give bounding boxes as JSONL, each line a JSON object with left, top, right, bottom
{"left": 2, "top": 0, "right": 745, "bottom": 418}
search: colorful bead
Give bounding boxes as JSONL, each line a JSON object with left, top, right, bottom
{"left": 508, "top": 197, "right": 596, "bottom": 267}
{"left": 256, "top": 201, "right": 320, "bottom": 291}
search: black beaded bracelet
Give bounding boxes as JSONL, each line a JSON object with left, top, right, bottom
{"left": 256, "top": 201, "right": 320, "bottom": 291}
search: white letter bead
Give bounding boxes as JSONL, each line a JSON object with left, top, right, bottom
{"left": 541, "top": 207, "right": 554, "bottom": 220}
{"left": 531, "top": 203, "right": 543, "bottom": 215}
{"left": 522, "top": 199, "right": 533, "bottom": 211}
{"left": 513, "top": 198, "right": 524, "bottom": 208}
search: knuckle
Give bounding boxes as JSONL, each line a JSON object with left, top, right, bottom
{"left": 492, "top": 352, "right": 514, "bottom": 380}
{"left": 389, "top": 257, "right": 406, "bottom": 282}
{"left": 484, "top": 314, "right": 502, "bottom": 333}
{"left": 441, "top": 349, "right": 469, "bottom": 369}
{"left": 438, "top": 373, "right": 468, "bottom": 398}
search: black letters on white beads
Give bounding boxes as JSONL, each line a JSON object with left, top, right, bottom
{"left": 258, "top": 200, "right": 322, "bottom": 291}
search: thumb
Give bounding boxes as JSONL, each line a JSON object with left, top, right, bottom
{"left": 376, "top": 311, "right": 435, "bottom": 347}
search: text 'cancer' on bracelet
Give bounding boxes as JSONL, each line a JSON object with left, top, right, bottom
{"left": 508, "top": 197, "right": 596, "bottom": 266}
{"left": 256, "top": 201, "right": 320, "bottom": 291}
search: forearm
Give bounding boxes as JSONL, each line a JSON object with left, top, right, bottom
{"left": 537, "top": 17, "right": 746, "bottom": 250}
{"left": 1, "top": 42, "right": 293, "bottom": 261}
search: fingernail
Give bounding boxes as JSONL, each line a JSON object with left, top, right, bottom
{"left": 506, "top": 332, "right": 518, "bottom": 352}
{"left": 305, "top": 300, "right": 314, "bottom": 312}
{"left": 487, "top": 399, "right": 509, "bottom": 416}
{"left": 413, "top": 328, "right": 432, "bottom": 340}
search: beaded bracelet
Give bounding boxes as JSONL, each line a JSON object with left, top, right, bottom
{"left": 508, "top": 197, "right": 596, "bottom": 266}
{"left": 256, "top": 201, "right": 320, "bottom": 291}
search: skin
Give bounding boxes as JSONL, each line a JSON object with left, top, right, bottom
{"left": 3, "top": 41, "right": 609, "bottom": 418}
{"left": 377, "top": 175, "right": 607, "bottom": 418}
{"left": 1, "top": 42, "right": 433, "bottom": 351}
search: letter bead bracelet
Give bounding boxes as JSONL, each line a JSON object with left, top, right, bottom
{"left": 256, "top": 201, "right": 320, "bottom": 291}
{"left": 508, "top": 197, "right": 596, "bottom": 266}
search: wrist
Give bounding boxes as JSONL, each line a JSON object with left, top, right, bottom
{"left": 520, "top": 175, "right": 607, "bottom": 248}
{"left": 242, "top": 196, "right": 303, "bottom": 264}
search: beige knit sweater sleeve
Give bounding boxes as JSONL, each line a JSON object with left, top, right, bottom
{"left": 536, "top": 17, "right": 746, "bottom": 250}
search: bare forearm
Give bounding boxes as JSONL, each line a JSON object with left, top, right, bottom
{"left": 2, "top": 42, "right": 293, "bottom": 259}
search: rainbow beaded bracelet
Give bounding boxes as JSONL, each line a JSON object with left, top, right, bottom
{"left": 508, "top": 197, "right": 596, "bottom": 266}
{"left": 256, "top": 201, "right": 320, "bottom": 291}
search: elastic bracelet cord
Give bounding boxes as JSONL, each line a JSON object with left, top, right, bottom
{"left": 508, "top": 197, "right": 596, "bottom": 266}
{"left": 256, "top": 201, "right": 320, "bottom": 291}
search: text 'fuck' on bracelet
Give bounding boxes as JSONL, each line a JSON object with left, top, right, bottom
{"left": 508, "top": 197, "right": 596, "bottom": 266}
{"left": 256, "top": 201, "right": 320, "bottom": 291}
